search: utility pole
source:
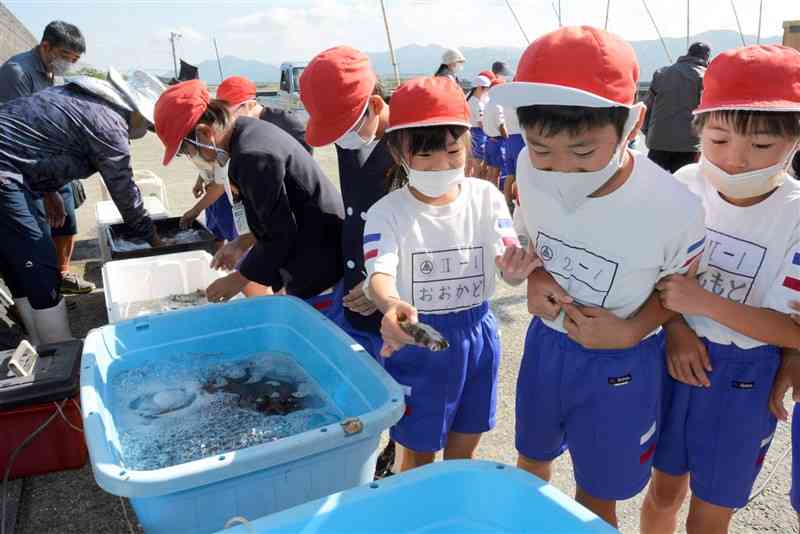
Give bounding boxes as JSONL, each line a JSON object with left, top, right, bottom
{"left": 379, "top": 0, "right": 401, "bottom": 87}
{"left": 604, "top": 0, "right": 611, "bottom": 30}
{"left": 213, "top": 37, "right": 224, "bottom": 82}
{"left": 169, "top": 32, "right": 181, "bottom": 79}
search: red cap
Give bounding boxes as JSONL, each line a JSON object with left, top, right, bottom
{"left": 300, "top": 46, "right": 377, "bottom": 147}
{"left": 216, "top": 76, "right": 256, "bottom": 106}
{"left": 479, "top": 70, "right": 497, "bottom": 81}
{"left": 491, "top": 26, "right": 639, "bottom": 109}
{"left": 154, "top": 80, "right": 210, "bottom": 166}
{"left": 386, "top": 77, "right": 470, "bottom": 132}
{"left": 695, "top": 45, "right": 800, "bottom": 114}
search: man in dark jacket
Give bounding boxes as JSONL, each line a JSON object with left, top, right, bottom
{"left": 643, "top": 42, "right": 710, "bottom": 173}
{"left": 0, "top": 71, "right": 162, "bottom": 344}
{"left": 0, "top": 20, "right": 94, "bottom": 295}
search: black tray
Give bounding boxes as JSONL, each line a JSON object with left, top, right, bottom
{"left": 0, "top": 340, "right": 83, "bottom": 410}
{"left": 106, "top": 217, "right": 216, "bottom": 260}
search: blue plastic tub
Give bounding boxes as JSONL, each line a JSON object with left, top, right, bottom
{"left": 217, "top": 460, "right": 619, "bottom": 533}
{"left": 80, "top": 296, "right": 405, "bottom": 534}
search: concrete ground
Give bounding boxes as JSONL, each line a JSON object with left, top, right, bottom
{"left": 6, "top": 134, "right": 798, "bottom": 533}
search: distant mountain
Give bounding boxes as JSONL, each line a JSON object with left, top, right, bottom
{"left": 194, "top": 30, "right": 782, "bottom": 84}
{"left": 197, "top": 55, "right": 281, "bottom": 85}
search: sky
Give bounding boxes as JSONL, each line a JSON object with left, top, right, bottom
{"left": 7, "top": 0, "right": 799, "bottom": 73}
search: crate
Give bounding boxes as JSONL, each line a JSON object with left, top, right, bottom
{"left": 102, "top": 251, "right": 239, "bottom": 323}
{"left": 96, "top": 197, "right": 169, "bottom": 263}
{"left": 218, "top": 460, "right": 619, "bottom": 534}
{"left": 0, "top": 340, "right": 87, "bottom": 479}
{"left": 106, "top": 217, "right": 216, "bottom": 261}
{"left": 81, "top": 296, "right": 404, "bottom": 534}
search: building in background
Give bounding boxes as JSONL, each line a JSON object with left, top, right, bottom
{"left": 785, "top": 20, "right": 800, "bottom": 52}
{"left": 0, "top": 2, "right": 36, "bottom": 64}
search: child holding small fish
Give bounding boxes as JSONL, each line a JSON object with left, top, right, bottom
{"left": 362, "top": 76, "right": 540, "bottom": 473}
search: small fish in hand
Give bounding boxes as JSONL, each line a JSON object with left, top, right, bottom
{"left": 398, "top": 318, "right": 449, "bottom": 352}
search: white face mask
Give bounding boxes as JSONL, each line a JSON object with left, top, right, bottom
{"left": 51, "top": 57, "right": 73, "bottom": 77}
{"left": 522, "top": 104, "right": 643, "bottom": 212}
{"left": 699, "top": 142, "right": 799, "bottom": 199}
{"left": 335, "top": 107, "right": 375, "bottom": 150}
{"left": 453, "top": 63, "right": 464, "bottom": 73}
{"left": 406, "top": 166, "right": 465, "bottom": 198}
{"left": 185, "top": 136, "right": 229, "bottom": 173}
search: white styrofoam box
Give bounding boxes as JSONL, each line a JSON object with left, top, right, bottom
{"left": 96, "top": 197, "right": 170, "bottom": 263}
{"left": 133, "top": 170, "right": 170, "bottom": 209}
{"left": 101, "top": 251, "right": 235, "bottom": 323}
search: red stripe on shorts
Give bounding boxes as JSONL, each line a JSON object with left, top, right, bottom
{"left": 640, "top": 443, "right": 657, "bottom": 464}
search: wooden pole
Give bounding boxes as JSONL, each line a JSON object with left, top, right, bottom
{"left": 213, "top": 38, "right": 224, "bottom": 83}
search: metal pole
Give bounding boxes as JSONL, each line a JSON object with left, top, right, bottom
{"left": 757, "top": 0, "right": 764, "bottom": 44}
{"left": 379, "top": 0, "right": 401, "bottom": 87}
{"left": 686, "top": 0, "right": 690, "bottom": 49}
{"left": 729, "top": 0, "right": 747, "bottom": 46}
{"left": 551, "top": 1, "right": 562, "bottom": 26}
{"left": 604, "top": 0, "right": 611, "bottom": 30}
{"left": 213, "top": 38, "right": 224, "bottom": 82}
{"left": 505, "top": 0, "right": 530, "bottom": 44}
{"left": 641, "top": 0, "right": 673, "bottom": 63}
{"left": 169, "top": 32, "right": 179, "bottom": 78}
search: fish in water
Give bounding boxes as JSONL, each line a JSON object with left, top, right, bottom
{"left": 202, "top": 368, "right": 323, "bottom": 416}
{"left": 166, "top": 290, "right": 207, "bottom": 308}
{"left": 398, "top": 319, "right": 449, "bottom": 351}
{"left": 129, "top": 388, "right": 197, "bottom": 418}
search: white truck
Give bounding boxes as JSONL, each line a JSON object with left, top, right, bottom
{"left": 256, "top": 62, "right": 308, "bottom": 125}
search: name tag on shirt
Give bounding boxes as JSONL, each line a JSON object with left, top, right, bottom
{"left": 411, "top": 246, "right": 485, "bottom": 313}
{"left": 223, "top": 172, "right": 250, "bottom": 235}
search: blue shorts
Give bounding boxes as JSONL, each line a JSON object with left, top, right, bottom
{"left": 793, "top": 403, "right": 800, "bottom": 512}
{"left": 338, "top": 314, "right": 384, "bottom": 363}
{"left": 516, "top": 318, "right": 664, "bottom": 500}
{"left": 505, "top": 134, "right": 525, "bottom": 176}
{"left": 305, "top": 279, "right": 344, "bottom": 324}
{"left": 470, "top": 127, "right": 487, "bottom": 161}
{"left": 205, "top": 193, "right": 238, "bottom": 242}
{"left": 654, "top": 340, "right": 779, "bottom": 509}
{"left": 0, "top": 180, "right": 61, "bottom": 309}
{"left": 386, "top": 302, "right": 500, "bottom": 453}
{"left": 484, "top": 137, "right": 506, "bottom": 171}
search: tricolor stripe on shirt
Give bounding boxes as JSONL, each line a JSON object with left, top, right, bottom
{"left": 363, "top": 233, "right": 381, "bottom": 262}
{"left": 682, "top": 237, "right": 706, "bottom": 267}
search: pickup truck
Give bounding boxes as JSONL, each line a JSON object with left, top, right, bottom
{"left": 256, "top": 62, "right": 308, "bottom": 125}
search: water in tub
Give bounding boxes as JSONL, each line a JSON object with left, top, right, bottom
{"left": 111, "top": 352, "right": 344, "bottom": 471}
{"left": 114, "top": 228, "right": 205, "bottom": 251}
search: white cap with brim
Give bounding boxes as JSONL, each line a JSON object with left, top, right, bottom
{"left": 65, "top": 68, "right": 165, "bottom": 126}
{"left": 490, "top": 81, "right": 635, "bottom": 112}
{"left": 472, "top": 75, "right": 491, "bottom": 88}
{"left": 109, "top": 67, "right": 165, "bottom": 126}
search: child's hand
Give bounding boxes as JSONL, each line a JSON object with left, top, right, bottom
{"left": 769, "top": 350, "right": 800, "bottom": 421}
{"left": 211, "top": 240, "right": 247, "bottom": 271}
{"left": 527, "top": 270, "right": 572, "bottom": 320}
{"left": 180, "top": 206, "right": 201, "bottom": 229}
{"left": 380, "top": 300, "right": 418, "bottom": 358}
{"left": 206, "top": 272, "right": 248, "bottom": 303}
{"left": 343, "top": 283, "right": 377, "bottom": 316}
{"left": 562, "top": 303, "right": 639, "bottom": 349}
{"left": 788, "top": 300, "right": 800, "bottom": 325}
{"left": 664, "top": 319, "right": 711, "bottom": 387}
{"left": 495, "top": 246, "right": 542, "bottom": 284}
{"left": 656, "top": 274, "right": 708, "bottom": 316}
{"left": 193, "top": 176, "right": 206, "bottom": 199}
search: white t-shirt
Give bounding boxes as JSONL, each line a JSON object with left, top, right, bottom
{"left": 482, "top": 100, "right": 505, "bottom": 138}
{"left": 200, "top": 163, "right": 228, "bottom": 186}
{"left": 467, "top": 95, "right": 486, "bottom": 128}
{"left": 364, "top": 178, "right": 518, "bottom": 315}
{"left": 675, "top": 164, "right": 800, "bottom": 348}
{"left": 505, "top": 106, "right": 520, "bottom": 135}
{"left": 515, "top": 149, "right": 706, "bottom": 334}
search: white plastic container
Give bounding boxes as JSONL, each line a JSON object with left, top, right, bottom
{"left": 102, "top": 251, "right": 235, "bottom": 323}
{"left": 96, "top": 197, "right": 169, "bottom": 263}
